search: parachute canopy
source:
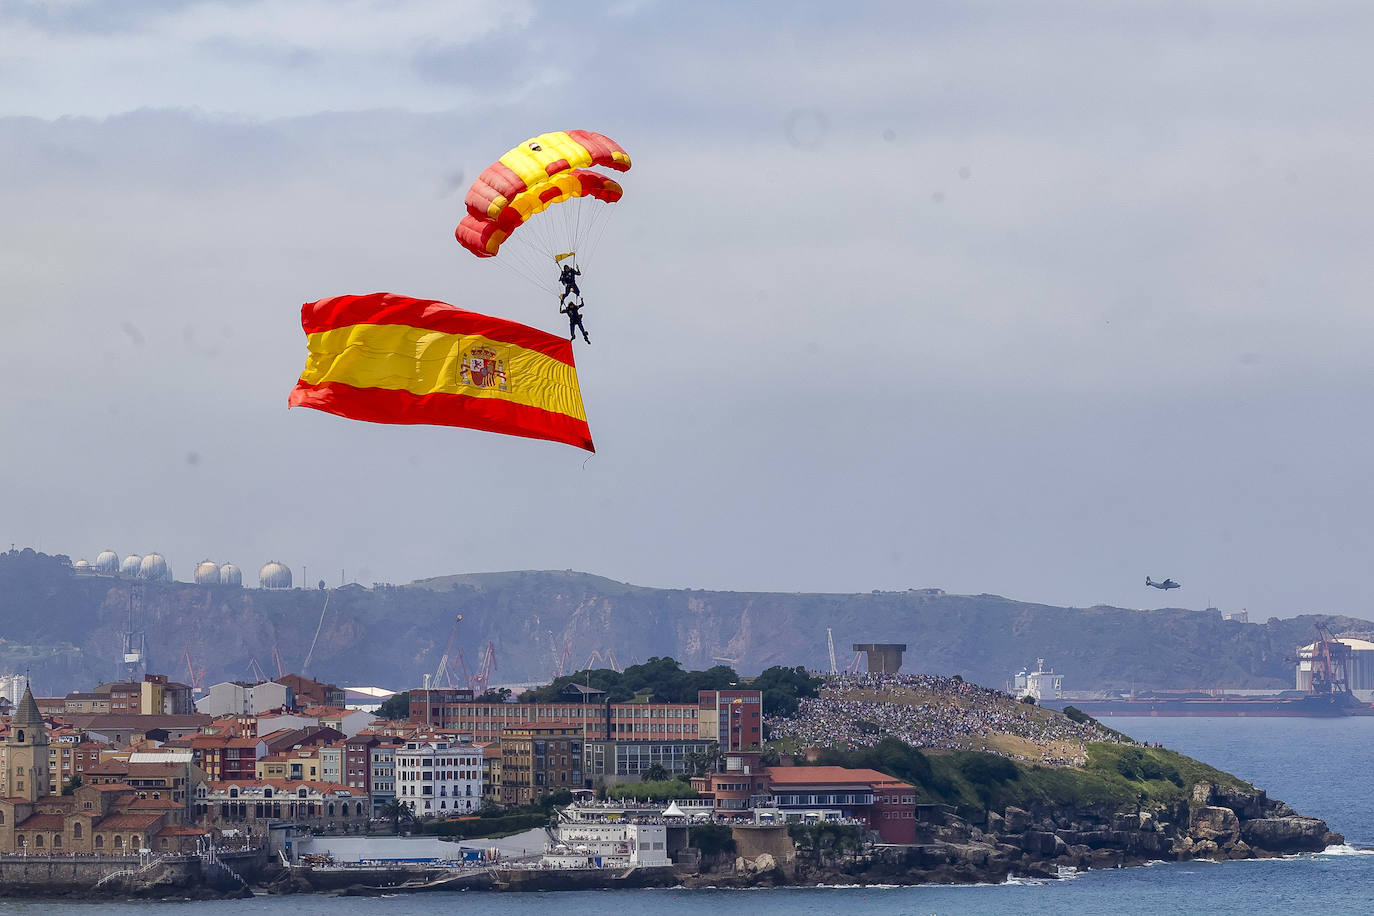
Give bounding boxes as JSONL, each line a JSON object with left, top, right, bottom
{"left": 456, "top": 169, "right": 623, "bottom": 258}
{"left": 464, "top": 130, "right": 630, "bottom": 223}
{"left": 456, "top": 130, "right": 631, "bottom": 284}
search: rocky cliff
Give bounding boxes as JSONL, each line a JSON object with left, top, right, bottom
{"left": 691, "top": 781, "right": 1343, "bottom": 888}
{"left": 1, "top": 549, "right": 1367, "bottom": 693}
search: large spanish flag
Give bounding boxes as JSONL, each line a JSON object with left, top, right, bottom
{"left": 288, "top": 293, "right": 594, "bottom": 452}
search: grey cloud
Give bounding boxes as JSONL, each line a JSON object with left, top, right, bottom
{"left": 3, "top": 1, "right": 1374, "bottom": 620}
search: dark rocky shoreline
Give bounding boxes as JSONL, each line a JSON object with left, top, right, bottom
{"left": 0, "top": 781, "right": 1342, "bottom": 899}
{"left": 267, "top": 782, "right": 1344, "bottom": 896}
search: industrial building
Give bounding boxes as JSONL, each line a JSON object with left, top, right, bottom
{"left": 69, "top": 548, "right": 273, "bottom": 588}
{"left": 1296, "top": 636, "right": 1374, "bottom": 703}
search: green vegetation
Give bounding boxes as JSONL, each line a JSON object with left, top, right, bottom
{"left": 810, "top": 737, "right": 943, "bottom": 795}
{"left": 607, "top": 778, "right": 696, "bottom": 801}
{"left": 792, "top": 736, "right": 1249, "bottom": 814}
{"left": 376, "top": 691, "right": 410, "bottom": 721}
{"left": 788, "top": 822, "right": 864, "bottom": 854}
{"left": 477, "top": 687, "right": 513, "bottom": 702}
{"left": 750, "top": 665, "right": 822, "bottom": 717}
{"left": 416, "top": 790, "right": 574, "bottom": 839}
{"left": 689, "top": 823, "right": 736, "bottom": 856}
{"left": 520, "top": 657, "right": 820, "bottom": 717}
{"left": 520, "top": 656, "right": 739, "bottom": 703}
{"left": 375, "top": 798, "right": 416, "bottom": 835}
{"left": 420, "top": 813, "right": 546, "bottom": 839}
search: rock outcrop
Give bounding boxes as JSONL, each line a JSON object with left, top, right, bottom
{"left": 785, "top": 781, "right": 1342, "bottom": 887}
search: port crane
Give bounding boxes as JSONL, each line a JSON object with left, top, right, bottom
{"left": 432, "top": 614, "right": 463, "bottom": 689}
{"left": 1308, "top": 624, "right": 1352, "bottom": 696}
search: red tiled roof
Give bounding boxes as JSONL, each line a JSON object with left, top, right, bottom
{"left": 94, "top": 812, "right": 164, "bottom": 830}
{"left": 157, "top": 825, "right": 207, "bottom": 836}
{"left": 16, "top": 813, "right": 65, "bottom": 830}
{"left": 764, "top": 766, "right": 914, "bottom": 790}
{"left": 128, "top": 796, "right": 182, "bottom": 810}
{"left": 84, "top": 760, "right": 129, "bottom": 774}
{"left": 125, "top": 762, "right": 186, "bottom": 775}
{"left": 257, "top": 728, "right": 296, "bottom": 741}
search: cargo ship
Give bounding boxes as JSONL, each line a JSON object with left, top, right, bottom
{"left": 1043, "top": 691, "right": 1370, "bottom": 718}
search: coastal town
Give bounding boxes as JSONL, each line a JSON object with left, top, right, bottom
{"left": 0, "top": 653, "right": 934, "bottom": 860}
{"left": 0, "top": 639, "right": 1345, "bottom": 897}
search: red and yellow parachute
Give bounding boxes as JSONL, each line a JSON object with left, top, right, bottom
{"left": 455, "top": 130, "right": 630, "bottom": 268}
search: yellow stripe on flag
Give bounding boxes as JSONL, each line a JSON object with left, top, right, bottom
{"left": 299, "top": 324, "right": 587, "bottom": 422}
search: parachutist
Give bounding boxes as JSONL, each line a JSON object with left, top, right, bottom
{"left": 561, "top": 298, "right": 590, "bottom": 344}
{"left": 558, "top": 263, "right": 581, "bottom": 304}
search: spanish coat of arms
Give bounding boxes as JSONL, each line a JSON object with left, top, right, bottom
{"left": 459, "top": 346, "right": 508, "bottom": 391}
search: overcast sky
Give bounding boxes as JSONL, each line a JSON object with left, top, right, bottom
{"left": 3, "top": 0, "right": 1373, "bottom": 619}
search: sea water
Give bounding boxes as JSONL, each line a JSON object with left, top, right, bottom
{"left": 4, "top": 717, "right": 1370, "bottom": 915}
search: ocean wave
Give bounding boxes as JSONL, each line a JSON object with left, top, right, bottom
{"left": 811, "top": 883, "right": 903, "bottom": 889}
{"left": 1318, "top": 844, "right": 1374, "bottom": 857}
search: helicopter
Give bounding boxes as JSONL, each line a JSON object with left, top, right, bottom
{"left": 1145, "top": 576, "right": 1180, "bottom": 590}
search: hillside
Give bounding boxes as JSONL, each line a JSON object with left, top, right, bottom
{"left": 0, "top": 548, "right": 1363, "bottom": 695}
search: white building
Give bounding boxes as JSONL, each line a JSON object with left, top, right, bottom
{"left": 1013, "top": 659, "right": 1063, "bottom": 701}
{"left": 395, "top": 736, "right": 483, "bottom": 818}
{"left": 543, "top": 804, "right": 671, "bottom": 868}
{"left": 196, "top": 681, "right": 293, "bottom": 716}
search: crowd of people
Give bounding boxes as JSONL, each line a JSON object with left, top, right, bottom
{"left": 766, "top": 672, "right": 1125, "bottom": 766}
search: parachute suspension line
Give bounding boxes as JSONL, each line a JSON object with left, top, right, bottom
{"left": 579, "top": 202, "right": 618, "bottom": 268}
{"left": 487, "top": 238, "right": 558, "bottom": 296}
{"left": 490, "top": 254, "right": 555, "bottom": 297}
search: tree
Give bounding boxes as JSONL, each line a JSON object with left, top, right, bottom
{"left": 642, "top": 763, "right": 670, "bottom": 782}
{"left": 684, "top": 746, "right": 722, "bottom": 778}
{"left": 477, "top": 687, "right": 512, "bottom": 702}
{"left": 62, "top": 774, "right": 82, "bottom": 795}
{"left": 751, "top": 665, "right": 821, "bottom": 717}
{"left": 376, "top": 691, "right": 410, "bottom": 721}
{"left": 377, "top": 798, "right": 415, "bottom": 835}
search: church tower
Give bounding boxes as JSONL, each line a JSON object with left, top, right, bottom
{"left": 6, "top": 683, "right": 49, "bottom": 802}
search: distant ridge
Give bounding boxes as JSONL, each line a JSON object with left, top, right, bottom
{"left": 0, "top": 549, "right": 1367, "bottom": 696}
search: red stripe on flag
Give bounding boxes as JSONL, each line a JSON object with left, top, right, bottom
{"left": 288, "top": 380, "right": 594, "bottom": 452}
{"left": 300, "top": 294, "right": 575, "bottom": 366}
